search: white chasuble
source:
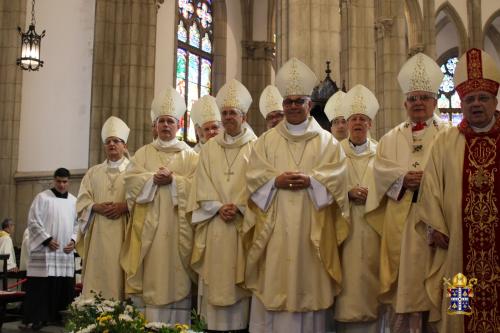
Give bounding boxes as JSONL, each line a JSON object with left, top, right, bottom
{"left": 365, "top": 115, "right": 448, "bottom": 313}
{"left": 76, "top": 158, "right": 129, "bottom": 300}
{"left": 243, "top": 117, "right": 349, "bottom": 333}
{"left": 189, "top": 128, "right": 256, "bottom": 330}
{"left": 121, "top": 141, "right": 198, "bottom": 324}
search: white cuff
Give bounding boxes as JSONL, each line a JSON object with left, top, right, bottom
{"left": 251, "top": 178, "right": 277, "bottom": 212}
{"left": 136, "top": 178, "right": 158, "bottom": 203}
{"left": 387, "top": 175, "right": 404, "bottom": 200}
{"left": 79, "top": 206, "right": 94, "bottom": 233}
{"left": 169, "top": 177, "right": 178, "bottom": 206}
{"left": 307, "top": 177, "right": 333, "bottom": 210}
{"left": 192, "top": 201, "right": 223, "bottom": 224}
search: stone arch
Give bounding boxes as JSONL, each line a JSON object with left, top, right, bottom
{"left": 483, "top": 10, "right": 500, "bottom": 61}
{"left": 435, "top": 2, "right": 467, "bottom": 55}
{"left": 212, "top": 0, "right": 227, "bottom": 94}
{"left": 403, "top": 0, "right": 423, "bottom": 55}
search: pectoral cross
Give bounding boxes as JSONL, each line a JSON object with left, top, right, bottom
{"left": 224, "top": 169, "right": 234, "bottom": 181}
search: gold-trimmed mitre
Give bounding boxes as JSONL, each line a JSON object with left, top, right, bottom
{"left": 397, "top": 52, "right": 443, "bottom": 94}
{"left": 341, "top": 84, "right": 379, "bottom": 120}
{"left": 454, "top": 48, "right": 500, "bottom": 98}
{"left": 275, "top": 57, "right": 318, "bottom": 97}
{"left": 324, "top": 91, "right": 347, "bottom": 121}
{"left": 101, "top": 116, "right": 130, "bottom": 143}
{"left": 259, "top": 85, "right": 283, "bottom": 118}
{"left": 190, "top": 95, "right": 221, "bottom": 126}
{"left": 215, "top": 79, "right": 252, "bottom": 113}
{"left": 151, "top": 87, "right": 186, "bottom": 122}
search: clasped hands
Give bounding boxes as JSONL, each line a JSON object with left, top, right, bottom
{"left": 153, "top": 167, "right": 173, "bottom": 186}
{"left": 219, "top": 203, "right": 239, "bottom": 222}
{"left": 348, "top": 186, "right": 368, "bottom": 205}
{"left": 274, "top": 172, "right": 310, "bottom": 190}
{"left": 93, "top": 202, "right": 128, "bottom": 219}
{"left": 429, "top": 229, "right": 449, "bottom": 249}
{"left": 403, "top": 171, "right": 423, "bottom": 191}
{"left": 48, "top": 239, "right": 75, "bottom": 253}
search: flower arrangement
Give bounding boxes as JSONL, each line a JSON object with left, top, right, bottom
{"left": 65, "top": 293, "right": 205, "bottom": 333}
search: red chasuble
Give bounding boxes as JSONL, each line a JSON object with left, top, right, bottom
{"left": 458, "top": 115, "right": 500, "bottom": 332}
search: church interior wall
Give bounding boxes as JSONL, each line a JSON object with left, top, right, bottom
{"left": 154, "top": 0, "right": 175, "bottom": 98}
{"left": 253, "top": 0, "right": 268, "bottom": 42}
{"left": 435, "top": 11, "right": 460, "bottom": 58}
{"left": 17, "top": 0, "right": 95, "bottom": 173}
{"left": 435, "top": 0, "right": 468, "bottom": 31}
{"left": 225, "top": 0, "right": 242, "bottom": 82}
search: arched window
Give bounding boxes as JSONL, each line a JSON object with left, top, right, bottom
{"left": 437, "top": 55, "right": 463, "bottom": 126}
{"left": 176, "top": 0, "right": 213, "bottom": 142}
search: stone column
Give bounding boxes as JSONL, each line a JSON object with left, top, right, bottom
{"left": 241, "top": 40, "right": 275, "bottom": 135}
{"left": 89, "top": 0, "right": 157, "bottom": 166}
{"left": 421, "top": 0, "right": 436, "bottom": 58}
{"left": 0, "top": 0, "right": 26, "bottom": 238}
{"left": 467, "top": 0, "right": 482, "bottom": 49}
{"left": 276, "top": 0, "right": 341, "bottom": 83}
{"left": 339, "top": 0, "right": 376, "bottom": 90}
{"left": 374, "top": 0, "right": 407, "bottom": 137}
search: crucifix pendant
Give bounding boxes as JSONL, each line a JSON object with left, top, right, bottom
{"left": 224, "top": 169, "right": 234, "bottom": 181}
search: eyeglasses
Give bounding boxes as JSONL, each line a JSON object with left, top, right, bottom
{"left": 463, "top": 94, "right": 493, "bottom": 105}
{"left": 104, "top": 138, "right": 125, "bottom": 145}
{"left": 283, "top": 98, "right": 308, "bottom": 106}
{"left": 406, "top": 95, "right": 435, "bottom": 103}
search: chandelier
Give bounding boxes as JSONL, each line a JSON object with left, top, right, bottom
{"left": 17, "top": 0, "right": 45, "bottom": 71}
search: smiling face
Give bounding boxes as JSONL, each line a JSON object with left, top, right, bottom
{"left": 155, "top": 115, "right": 179, "bottom": 141}
{"left": 404, "top": 91, "right": 437, "bottom": 123}
{"left": 283, "top": 95, "right": 312, "bottom": 125}
{"left": 461, "top": 91, "right": 497, "bottom": 128}
{"left": 347, "top": 113, "right": 372, "bottom": 145}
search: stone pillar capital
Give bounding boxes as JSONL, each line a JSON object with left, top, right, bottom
{"left": 375, "top": 17, "right": 394, "bottom": 39}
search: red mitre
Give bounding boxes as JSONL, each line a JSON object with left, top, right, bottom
{"left": 454, "top": 48, "right": 500, "bottom": 98}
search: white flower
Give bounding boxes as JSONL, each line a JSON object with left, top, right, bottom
{"left": 145, "top": 322, "right": 170, "bottom": 329}
{"left": 76, "top": 323, "right": 96, "bottom": 333}
{"left": 118, "top": 313, "right": 133, "bottom": 322}
{"left": 103, "top": 299, "right": 119, "bottom": 307}
{"left": 124, "top": 304, "right": 134, "bottom": 314}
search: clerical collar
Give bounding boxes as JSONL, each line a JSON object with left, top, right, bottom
{"left": 349, "top": 140, "right": 369, "bottom": 154}
{"left": 224, "top": 128, "right": 245, "bottom": 144}
{"left": 471, "top": 116, "right": 496, "bottom": 133}
{"left": 51, "top": 188, "right": 68, "bottom": 199}
{"left": 155, "top": 137, "right": 180, "bottom": 148}
{"left": 107, "top": 157, "right": 128, "bottom": 172}
{"left": 285, "top": 119, "right": 308, "bottom": 135}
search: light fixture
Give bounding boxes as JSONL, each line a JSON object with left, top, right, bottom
{"left": 17, "top": 0, "right": 45, "bottom": 71}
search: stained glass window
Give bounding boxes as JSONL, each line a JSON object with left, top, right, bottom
{"left": 438, "top": 56, "right": 463, "bottom": 125}
{"left": 176, "top": 0, "right": 213, "bottom": 143}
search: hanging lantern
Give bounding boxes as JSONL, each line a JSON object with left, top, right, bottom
{"left": 17, "top": 0, "right": 45, "bottom": 71}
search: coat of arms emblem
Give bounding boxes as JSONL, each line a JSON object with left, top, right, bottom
{"left": 443, "top": 273, "right": 477, "bottom": 315}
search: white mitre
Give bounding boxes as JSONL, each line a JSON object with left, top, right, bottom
{"left": 341, "top": 84, "right": 379, "bottom": 120}
{"left": 101, "top": 116, "right": 130, "bottom": 143}
{"left": 191, "top": 95, "right": 221, "bottom": 126}
{"left": 275, "top": 57, "right": 318, "bottom": 97}
{"left": 324, "top": 91, "right": 347, "bottom": 121}
{"left": 259, "top": 85, "right": 283, "bottom": 118}
{"left": 397, "top": 52, "right": 444, "bottom": 94}
{"left": 151, "top": 87, "right": 186, "bottom": 122}
{"left": 216, "top": 79, "right": 253, "bottom": 113}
